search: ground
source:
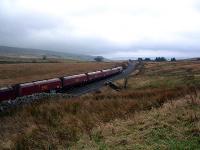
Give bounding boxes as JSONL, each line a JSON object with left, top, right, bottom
{"left": 0, "top": 60, "right": 200, "bottom": 149}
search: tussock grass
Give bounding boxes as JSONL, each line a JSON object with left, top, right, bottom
{"left": 74, "top": 93, "right": 200, "bottom": 149}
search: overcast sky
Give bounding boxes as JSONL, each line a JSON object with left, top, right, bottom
{"left": 0, "top": 0, "right": 200, "bottom": 59}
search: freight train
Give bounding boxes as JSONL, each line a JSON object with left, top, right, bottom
{"left": 0, "top": 66, "right": 123, "bottom": 102}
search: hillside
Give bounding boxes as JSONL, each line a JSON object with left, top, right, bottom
{"left": 0, "top": 46, "right": 95, "bottom": 61}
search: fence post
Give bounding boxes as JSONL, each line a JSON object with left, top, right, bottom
{"left": 124, "top": 78, "right": 128, "bottom": 89}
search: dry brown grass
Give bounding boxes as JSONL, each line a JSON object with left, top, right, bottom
{"left": 0, "top": 62, "right": 115, "bottom": 87}
{"left": 73, "top": 93, "right": 200, "bottom": 149}
{"left": 1, "top": 89, "right": 199, "bottom": 149}
{"left": 144, "top": 61, "right": 200, "bottom": 76}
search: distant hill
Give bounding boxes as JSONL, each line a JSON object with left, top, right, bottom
{"left": 0, "top": 45, "right": 95, "bottom": 61}
{"left": 187, "top": 57, "right": 200, "bottom": 61}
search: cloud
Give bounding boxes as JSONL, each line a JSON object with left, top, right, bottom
{"left": 0, "top": 0, "right": 200, "bottom": 58}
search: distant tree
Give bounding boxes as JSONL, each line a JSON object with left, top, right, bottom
{"left": 171, "top": 57, "right": 176, "bottom": 61}
{"left": 42, "top": 55, "right": 47, "bottom": 60}
{"left": 161, "top": 57, "right": 167, "bottom": 61}
{"left": 138, "top": 58, "right": 143, "bottom": 61}
{"left": 94, "top": 56, "right": 104, "bottom": 62}
{"left": 32, "top": 59, "right": 37, "bottom": 63}
{"left": 144, "top": 58, "right": 151, "bottom": 61}
{"left": 155, "top": 57, "right": 166, "bottom": 62}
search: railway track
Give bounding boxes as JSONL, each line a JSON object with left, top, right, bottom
{"left": 66, "top": 61, "right": 137, "bottom": 96}
{"left": 0, "top": 61, "right": 138, "bottom": 112}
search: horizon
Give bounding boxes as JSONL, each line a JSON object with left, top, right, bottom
{"left": 0, "top": 45, "right": 197, "bottom": 60}
{"left": 0, "top": 0, "right": 200, "bottom": 59}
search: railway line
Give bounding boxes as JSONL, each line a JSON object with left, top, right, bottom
{"left": 0, "top": 61, "right": 138, "bottom": 111}
{"left": 66, "top": 61, "right": 137, "bottom": 96}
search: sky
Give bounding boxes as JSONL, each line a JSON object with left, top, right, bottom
{"left": 0, "top": 0, "right": 200, "bottom": 59}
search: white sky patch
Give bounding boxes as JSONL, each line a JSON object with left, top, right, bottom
{"left": 104, "top": 49, "right": 200, "bottom": 59}
{"left": 14, "top": 0, "right": 200, "bottom": 44}
{"left": 0, "top": 0, "right": 200, "bottom": 58}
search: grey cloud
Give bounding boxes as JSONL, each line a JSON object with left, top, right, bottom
{"left": 0, "top": 0, "right": 200, "bottom": 59}
{"left": 0, "top": 9, "right": 67, "bottom": 47}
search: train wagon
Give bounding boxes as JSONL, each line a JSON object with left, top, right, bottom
{"left": 61, "top": 74, "right": 88, "bottom": 88}
{"left": 116, "top": 66, "right": 123, "bottom": 72}
{"left": 111, "top": 68, "right": 117, "bottom": 74}
{"left": 102, "top": 69, "right": 112, "bottom": 77}
{"left": 34, "top": 78, "right": 62, "bottom": 93}
{"left": 0, "top": 87, "right": 16, "bottom": 102}
{"left": 95, "top": 71, "right": 105, "bottom": 79}
{"left": 87, "top": 71, "right": 103, "bottom": 82}
{"left": 17, "top": 82, "right": 37, "bottom": 97}
{"left": 111, "top": 66, "right": 123, "bottom": 75}
{"left": 98, "top": 71, "right": 106, "bottom": 79}
{"left": 18, "top": 78, "right": 62, "bottom": 97}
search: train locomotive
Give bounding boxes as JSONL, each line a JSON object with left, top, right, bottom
{"left": 0, "top": 66, "right": 123, "bottom": 102}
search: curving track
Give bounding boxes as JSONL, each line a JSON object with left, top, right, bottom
{"left": 65, "top": 61, "right": 138, "bottom": 96}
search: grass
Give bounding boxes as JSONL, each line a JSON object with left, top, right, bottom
{"left": 74, "top": 94, "right": 200, "bottom": 150}
{"left": 0, "top": 61, "right": 116, "bottom": 87}
{"left": 0, "top": 60, "right": 200, "bottom": 149}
